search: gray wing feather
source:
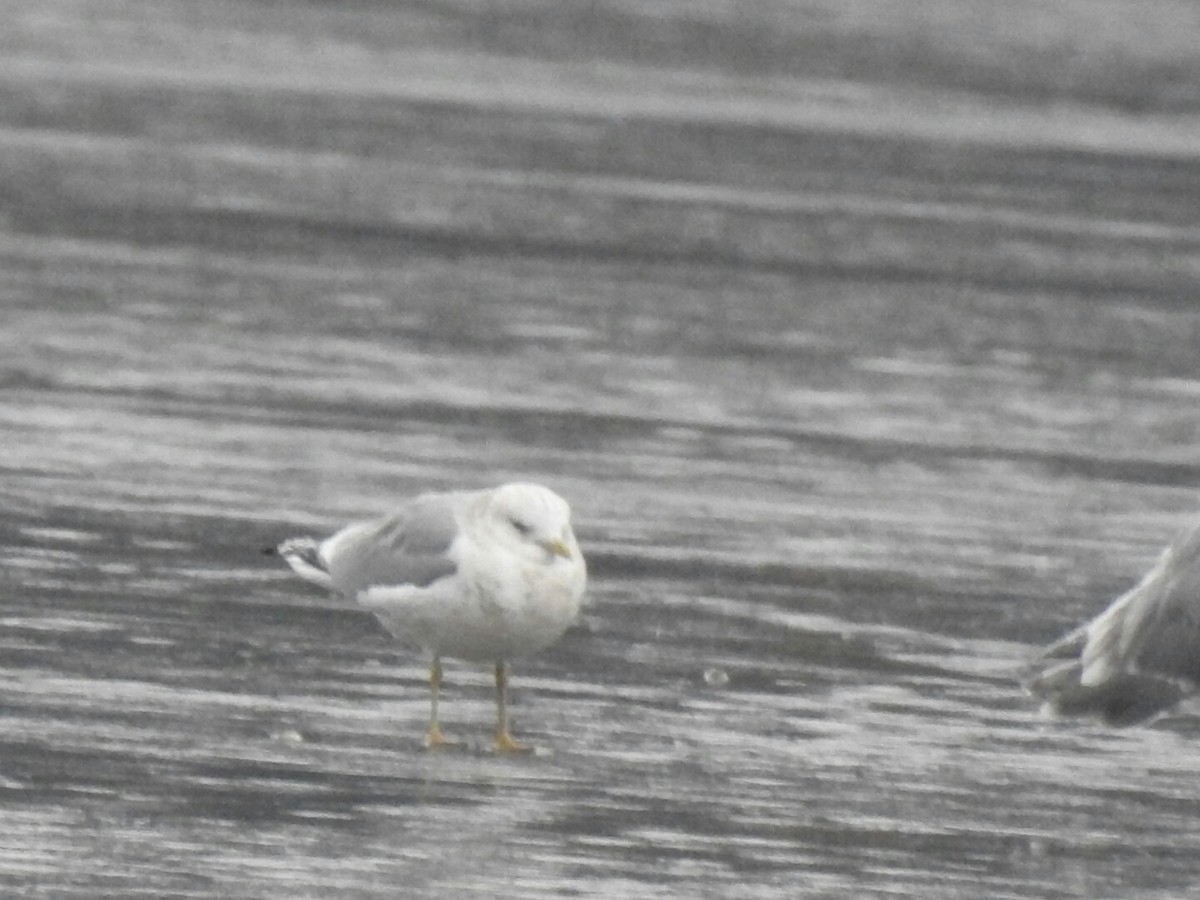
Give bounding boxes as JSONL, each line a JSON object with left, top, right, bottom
{"left": 1116, "top": 519, "right": 1200, "bottom": 682}
{"left": 1026, "top": 518, "right": 1200, "bottom": 724}
{"left": 323, "top": 493, "right": 465, "bottom": 598}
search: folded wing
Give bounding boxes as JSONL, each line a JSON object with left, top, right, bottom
{"left": 322, "top": 493, "right": 466, "bottom": 599}
{"left": 1027, "top": 519, "right": 1200, "bottom": 726}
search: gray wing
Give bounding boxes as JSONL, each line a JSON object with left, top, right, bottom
{"left": 1109, "top": 519, "right": 1200, "bottom": 683}
{"left": 322, "top": 493, "right": 466, "bottom": 599}
{"left": 1026, "top": 518, "right": 1200, "bottom": 724}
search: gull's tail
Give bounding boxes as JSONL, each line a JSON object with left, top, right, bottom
{"left": 1026, "top": 657, "right": 1189, "bottom": 726}
{"left": 1024, "top": 616, "right": 1188, "bottom": 727}
{"left": 274, "top": 536, "right": 334, "bottom": 590}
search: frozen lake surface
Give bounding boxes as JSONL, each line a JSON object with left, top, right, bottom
{"left": 4, "top": 5, "right": 1200, "bottom": 897}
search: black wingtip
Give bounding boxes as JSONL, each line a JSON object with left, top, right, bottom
{"left": 261, "top": 545, "right": 278, "bottom": 557}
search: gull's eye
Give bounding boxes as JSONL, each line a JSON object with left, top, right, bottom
{"left": 509, "top": 518, "right": 532, "bottom": 536}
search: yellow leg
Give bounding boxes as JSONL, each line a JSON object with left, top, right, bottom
{"left": 494, "top": 661, "right": 531, "bottom": 753}
{"left": 425, "top": 656, "right": 451, "bottom": 748}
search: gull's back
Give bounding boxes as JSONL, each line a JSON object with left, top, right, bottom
{"left": 322, "top": 492, "right": 467, "bottom": 599}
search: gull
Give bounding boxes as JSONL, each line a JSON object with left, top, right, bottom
{"left": 275, "top": 482, "right": 587, "bottom": 751}
{"left": 1026, "top": 517, "right": 1200, "bottom": 726}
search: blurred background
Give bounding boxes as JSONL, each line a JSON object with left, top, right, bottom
{"left": 3, "top": 2, "right": 1200, "bottom": 898}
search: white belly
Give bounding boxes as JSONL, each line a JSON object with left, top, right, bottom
{"left": 360, "top": 555, "right": 586, "bottom": 662}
